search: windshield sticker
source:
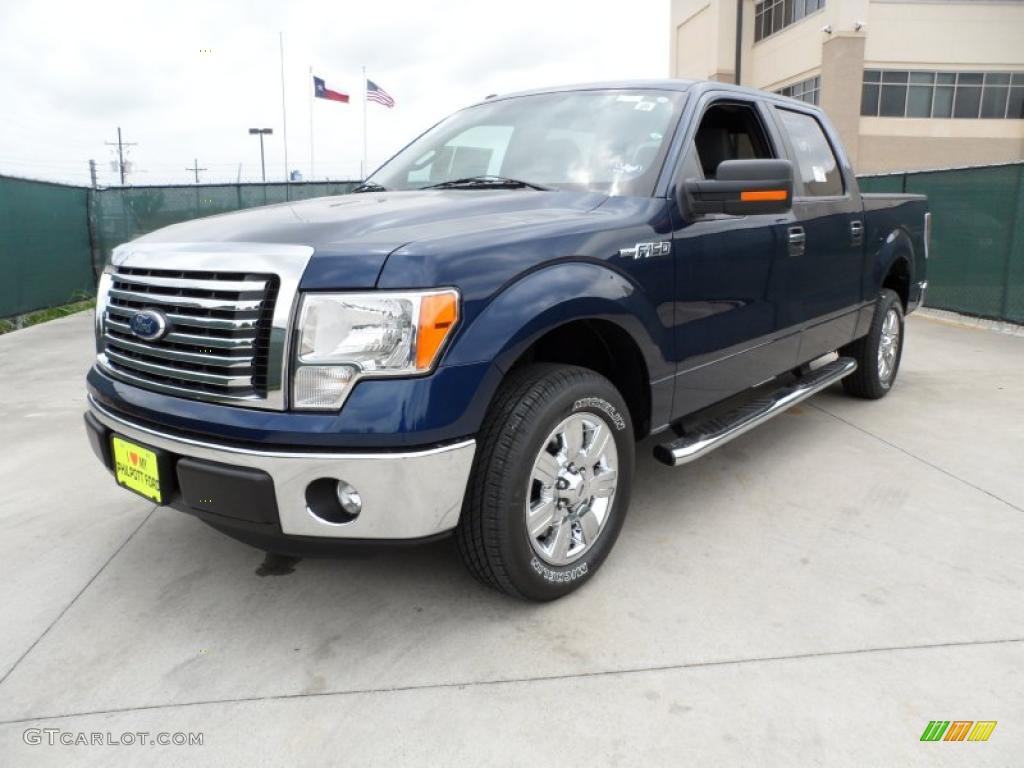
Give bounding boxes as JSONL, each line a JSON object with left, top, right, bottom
{"left": 616, "top": 94, "right": 644, "bottom": 102}
{"left": 812, "top": 165, "right": 828, "bottom": 183}
{"left": 634, "top": 101, "right": 656, "bottom": 111}
{"left": 619, "top": 164, "right": 643, "bottom": 175}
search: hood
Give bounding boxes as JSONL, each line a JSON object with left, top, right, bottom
{"left": 135, "top": 189, "right": 609, "bottom": 288}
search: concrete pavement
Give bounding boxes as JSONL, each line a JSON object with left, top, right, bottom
{"left": 0, "top": 311, "right": 1021, "bottom": 766}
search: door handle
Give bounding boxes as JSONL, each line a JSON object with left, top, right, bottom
{"left": 788, "top": 226, "right": 806, "bottom": 257}
{"left": 850, "top": 219, "right": 864, "bottom": 245}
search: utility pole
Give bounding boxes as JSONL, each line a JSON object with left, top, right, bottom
{"left": 185, "top": 158, "right": 208, "bottom": 184}
{"left": 105, "top": 127, "right": 137, "bottom": 185}
{"left": 248, "top": 128, "right": 273, "bottom": 182}
{"left": 88, "top": 159, "right": 98, "bottom": 188}
{"left": 279, "top": 31, "right": 289, "bottom": 182}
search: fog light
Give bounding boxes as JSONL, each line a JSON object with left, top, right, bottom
{"left": 336, "top": 480, "right": 362, "bottom": 517}
{"left": 293, "top": 365, "right": 356, "bottom": 410}
{"left": 305, "top": 477, "right": 360, "bottom": 524}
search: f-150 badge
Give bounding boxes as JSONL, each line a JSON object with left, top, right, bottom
{"left": 619, "top": 241, "right": 671, "bottom": 260}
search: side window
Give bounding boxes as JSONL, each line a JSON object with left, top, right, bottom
{"left": 776, "top": 109, "right": 843, "bottom": 196}
{"left": 692, "top": 102, "right": 774, "bottom": 179}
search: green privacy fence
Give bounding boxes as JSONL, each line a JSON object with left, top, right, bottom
{"left": 89, "top": 181, "right": 359, "bottom": 276}
{"left": 0, "top": 175, "right": 95, "bottom": 317}
{"left": 2, "top": 166, "right": 1023, "bottom": 322}
{"left": 0, "top": 179, "right": 358, "bottom": 318}
{"left": 859, "top": 162, "right": 1024, "bottom": 323}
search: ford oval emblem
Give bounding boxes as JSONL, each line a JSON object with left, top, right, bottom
{"left": 129, "top": 309, "right": 169, "bottom": 341}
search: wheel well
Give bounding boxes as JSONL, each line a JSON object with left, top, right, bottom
{"left": 509, "top": 319, "right": 652, "bottom": 438}
{"left": 884, "top": 256, "right": 911, "bottom": 310}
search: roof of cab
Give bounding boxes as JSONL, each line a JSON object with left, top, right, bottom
{"left": 477, "top": 78, "right": 823, "bottom": 112}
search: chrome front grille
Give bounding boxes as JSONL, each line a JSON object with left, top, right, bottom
{"left": 101, "top": 267, "right": 279, "bottom": 402}
{"left": 95, "top": 243, "right": 314, "bottom": 410}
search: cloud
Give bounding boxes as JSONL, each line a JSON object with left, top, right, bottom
{"left": 0, "top": 0, "right": 668, "bottom": 185}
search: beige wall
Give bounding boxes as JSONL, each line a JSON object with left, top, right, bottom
{"left": 670, "top": 1, "right": 738, "bottom": 82}
{"left": 672, "top": 3, "right": 720, "bottom": 80}
{"left": 865, "top": 0, "right": 1024, "bottom": 67}
{"left": 858, "top": 136, "right": 1024, "bottom": 173}
{"left": 858, "top": 117, "right": 1024, "bottom": 173}
{"left": 820, "top": 34, "right": 867, "bottom": 168}
{"left": 745, "top": 4, "right": 826, "bottom": 90}
{"left": 668, "top": 0, "right": 1024, "bottom": 172}
{"left": 860, "top": 1, "right": 1024, "bottom": 172}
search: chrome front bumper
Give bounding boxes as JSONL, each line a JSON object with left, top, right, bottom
{"left": 88, "top": 398, "right": 476, "bottom": 540}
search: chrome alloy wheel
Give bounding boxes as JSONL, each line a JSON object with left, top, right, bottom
{"left": 525, "top": 413, "right": 619, "bottom": 566}
{"left": 877, "top": 307, "right": 901, "bottom": 384}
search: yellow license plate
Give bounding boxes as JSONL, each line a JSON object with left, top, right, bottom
{"left": 112, "top": 436, "right": 163, "bottom": 503}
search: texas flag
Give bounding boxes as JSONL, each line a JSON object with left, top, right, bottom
{"left": 313, "top": 76, "right": 349, "bottom": 103}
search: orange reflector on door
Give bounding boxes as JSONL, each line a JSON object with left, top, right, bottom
{"left": 740, "top": 189, "right": 788, "bottom": 202}
{"left": 416, "top": 291, "right": 459, "bottom": 370}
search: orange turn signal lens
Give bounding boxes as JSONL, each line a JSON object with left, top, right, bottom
{"left": 740, "top": 189, "right": 788, "bottom": 202}
{"left": 416, "top": 291, "right": 459, "bottom": 370}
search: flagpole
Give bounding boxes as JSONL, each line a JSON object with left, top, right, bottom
{"left": 279, "top": 31, "right": 289, "bottom": 183}
{"left": 309, "top": 66, "right": 315, "bottom": 179}
{"left": 362, "top": 65, "right": 368, "bottom": 180}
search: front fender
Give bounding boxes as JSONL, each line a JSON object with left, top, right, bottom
{"left": 446, "top": 260, "right": 671, "bottom": 376}
{"left": 439, "top": 260, "right": 673, "bottom": 431}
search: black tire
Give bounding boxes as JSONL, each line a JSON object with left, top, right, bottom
{"left": 456, "top": 364, "right": 635, "bottom": 601}
{"left": 840, "top": 288, "right": 905, "bottom": 399}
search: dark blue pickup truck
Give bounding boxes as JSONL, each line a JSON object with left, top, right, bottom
{"left": 85, "top": 80, "right": 929, "bottom": 600}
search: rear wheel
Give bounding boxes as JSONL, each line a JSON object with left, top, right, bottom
{"left": 840, "top": 288, "right": 904, "bottom": 399}
{"left": 456, "top": 364, "right": 634, "bottom": 601}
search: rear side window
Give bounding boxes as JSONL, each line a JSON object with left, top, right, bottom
{"left": 692, "top": 102, "right": 774, "bottom": 179}
{"left": 776, "top": 109, "right": 843, "bottom": 196}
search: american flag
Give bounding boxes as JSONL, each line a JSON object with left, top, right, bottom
{"left": 366, "top": 79, "right": 395, "bottom": 108}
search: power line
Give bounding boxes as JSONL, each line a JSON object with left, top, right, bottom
{"left": 105, "top": 127, "right": 137, "bottom": 185}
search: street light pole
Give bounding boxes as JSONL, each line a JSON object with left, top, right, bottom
{"left": 248, "top": 128, "right": 274, "bottom": 182}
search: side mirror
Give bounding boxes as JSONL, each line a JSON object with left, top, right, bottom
{"left": 682, "top": 158, "right": 794, "bottom": 216}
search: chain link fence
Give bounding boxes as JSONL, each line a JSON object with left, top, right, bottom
{"left": 2, "top": 165, "right": 1023, "bottom": 323}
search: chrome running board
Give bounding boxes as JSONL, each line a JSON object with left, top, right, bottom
{"left": 654, "top": 357, "right": 857, "bottom": 467}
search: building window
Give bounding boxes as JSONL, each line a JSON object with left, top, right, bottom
{"left": 862, "top": 70, "right": 1024, "bottom": 119}
{"left": 754, "top": 0, "right": 825, "bottom": 43}
{"left": 776, "top": 75, "right": 821, "bottom": 106}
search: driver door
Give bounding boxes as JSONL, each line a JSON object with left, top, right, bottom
{"left": 669, "top": 95, "right": 800, "bottom": 419}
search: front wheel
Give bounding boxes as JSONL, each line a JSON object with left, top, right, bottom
{"left": 840, "top": 288, "right": 905, "bottom": 399}
{"left": 456, "top": 364, "right": 634, "bottom": 601}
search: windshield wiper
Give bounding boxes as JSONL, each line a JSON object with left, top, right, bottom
{"left": 422, "top": 175, "right": 551, "bottom": 191}
{"left": 352, "top": 181, "right": 387, "bottom": 193}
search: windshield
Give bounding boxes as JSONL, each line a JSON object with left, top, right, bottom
{"left": 370, "top": 89, "right": 686, "bottom": 197}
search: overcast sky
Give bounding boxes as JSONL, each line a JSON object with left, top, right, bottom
{"left": 0, "top": 0, "right": 668, "bottom": 187}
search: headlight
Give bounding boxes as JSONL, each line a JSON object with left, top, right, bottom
{"left": 292, "top": 289, "right": 459, "bottom": 410}
{"left": 94, "top": 270, "right": 113, "bottom": 351}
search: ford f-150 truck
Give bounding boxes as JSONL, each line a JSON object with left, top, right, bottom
{"left": 84, "top": 80, "right": 929, "bottom": 601}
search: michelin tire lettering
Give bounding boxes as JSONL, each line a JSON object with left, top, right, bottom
{"left": 531, "top": 557, "right": 589, "bottom": 583}
{"left": 573, "top": 397, "right": 626, "bottom": 431}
